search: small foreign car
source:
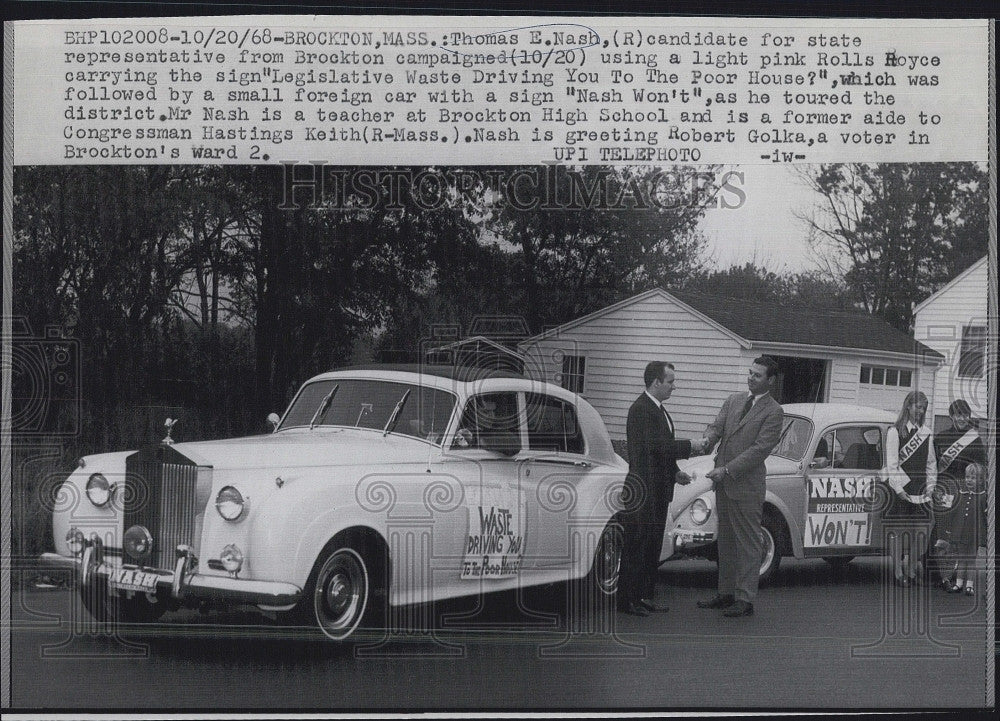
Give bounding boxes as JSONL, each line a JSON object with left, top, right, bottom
{"left": 664, "top": 403, "right": 902, "bottom": 584}
{"left": 40, "top": 365, "right": 628, "bottom": 641}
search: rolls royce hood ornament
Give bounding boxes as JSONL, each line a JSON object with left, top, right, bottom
{"left": 162, "top": 417, "right": 178, "bottom": 445}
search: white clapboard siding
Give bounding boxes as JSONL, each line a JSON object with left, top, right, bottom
{"left": 519, "top": 292, "right": 745, "bottom": 439}
{"left": 916, "top": 366, "right": 937, "bottom": 422}
{"left": 521, "top": 286, "right": 947, "bottom": 441}
{"left": 829, "top": 357, "right": 861, "bottom": 403}
{"left": 913, "top": 257, "right": 988, "bottom": 421}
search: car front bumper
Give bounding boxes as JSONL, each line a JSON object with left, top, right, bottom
{"left": 672, "top": 528, "right": 716, "bottom": 550}
{"left": 38, "top": 537, "right": 302, "bottom": 608}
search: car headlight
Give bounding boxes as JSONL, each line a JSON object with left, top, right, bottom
{"left": 215, "top": 486, "right": 247, "bottom": 521}
{"left": 123, "top": 525, "right": 154, "bottom": 562}
{"left": 219, "top": 544, "right": 245, "bottom": 574}
{"left": 86, "top": 473, "right": 111, "bottom": 507}
{"left": 66, "top": 528, "right": 85, "bottom": 556}
{"left": 689, "top": 497, "right": 711, "bottom": 526}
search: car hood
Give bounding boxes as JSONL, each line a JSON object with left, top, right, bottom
{"left": 166, "top": 428, "right": 434, "bottom": 471}
{"left": 670, "top": 453, "right": 801, "bottom": 519}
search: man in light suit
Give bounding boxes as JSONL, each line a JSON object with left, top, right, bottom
{"left": 619, "top": 361, "right": 702, "bottom": 616}
{"left": 696, "top": 356, "right": 784, "bottom": 617}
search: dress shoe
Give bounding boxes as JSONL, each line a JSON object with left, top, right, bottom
{"left": 618, "top": 600, "right": 650, "bottom": 617}
{"left": 638, "top": 598, "right": 669, "bottom": 613}
{"left": 722, "top": 601, "right": 754, "bottom": 617}
{"left": 696, "top": 594, "right": 735, "bottom": 609}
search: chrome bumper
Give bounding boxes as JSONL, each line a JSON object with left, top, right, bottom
{"left": 672, "top": 528, "right": 716, "bottom": 549}
{"left": 39, "top": 538, "right": 302, "bottom": 607}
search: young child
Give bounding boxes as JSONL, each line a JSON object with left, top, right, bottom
{"left": 943, "top": 462, "right": 986, "bottom": 595}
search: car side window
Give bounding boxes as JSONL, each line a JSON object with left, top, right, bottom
{"left": 812, "top": 431, "right": 839, "bottom": 469}
{"left": 452, "top": 392, "right": 522, "bottom": 456}
{"left": 821, "top": 426, "right": 884, "bottom": 471}
{"left": 525, "top": 394, "right": 585, "bottom": 454}
{"left": 772, "top": 416, "right": 812, "bottom": 461}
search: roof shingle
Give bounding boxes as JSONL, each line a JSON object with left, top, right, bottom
{"left": 669, "top": 290, "right": 944, "bottom": 360}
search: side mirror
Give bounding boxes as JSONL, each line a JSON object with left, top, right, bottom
{"left": 267, "top": 413, "right": 280, "bottom": 432}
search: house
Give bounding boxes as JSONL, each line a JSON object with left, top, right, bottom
{"left": 517, "top": 289, "right": 945, "bottom": 440}
{"left": 425, "top": 335, "right": 527, "bottom": 375}
{"left": 913, "top": 256, "right": 990, "bottom": 431}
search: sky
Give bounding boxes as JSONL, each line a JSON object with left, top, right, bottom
{"left": 698, "top": 165, "right": 824, "bottom": 274}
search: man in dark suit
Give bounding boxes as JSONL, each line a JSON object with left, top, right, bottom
{"left": 696, "top": 356, "right": 784, "bottom": 617}
{"left": 620, "top": 361, "right": 702, "bottom": 616}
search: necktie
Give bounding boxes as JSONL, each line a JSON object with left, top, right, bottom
{"left": 739, "top": 395, "right": 754, "bottom": 420}
{"left": 662, "top": 407, "right": 673, "bottom": 434}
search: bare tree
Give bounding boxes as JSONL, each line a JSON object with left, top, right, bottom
{"left": 794, "top": 163, "right": 987, "bottom": 330}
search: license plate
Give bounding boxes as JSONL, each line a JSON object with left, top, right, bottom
{"left": 107, "top": 567, "right": 159, "bottom": 593}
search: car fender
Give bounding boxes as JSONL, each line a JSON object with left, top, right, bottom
{"left": 52, "top": 452, "right": 130, "bottom": 555}
{"left": 662, "top": 485, "right": 718, "bottom": 562}
{"left": 763, "top": 489, "right": 800, "bottom": 557}
{"left": 568, "top": 485, "right": 621, "bottom": 578}
{"left": 242, "top": 472, "right": 388, "bottom": 589}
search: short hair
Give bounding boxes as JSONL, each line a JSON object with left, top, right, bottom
{"left": 949, "top": 399, "right": 972, "bottom": 416}
{"left": 752, "top": 355, "right": 779, "bottom": 379}
{"left": 643, "top": 361, "right": 674, "bottom": 388}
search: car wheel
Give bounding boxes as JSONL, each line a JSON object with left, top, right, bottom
{"left": 587, "top": 521, "right": 624, "bottom": 597}
{"left": 758, "top": 513, "right": 786, "bottom": 587}
{"left": 823, "top": 555, "right": 855, "bottom": 569}
{"left": 570, "top": 520, "right": 624, "bottom": 618}
{"left": 303, "top": 546, "right": 373, "bottom": 642}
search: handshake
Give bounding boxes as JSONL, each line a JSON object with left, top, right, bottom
{"left": 690, "top": 436, "right": 712, "bottom": 454}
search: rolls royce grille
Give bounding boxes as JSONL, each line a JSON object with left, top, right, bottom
{"left": 124, "top": 446, "right": 208, "bottom": 570}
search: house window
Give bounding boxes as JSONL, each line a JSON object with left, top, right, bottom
{"left": 860, "top": 365, "right": 913, "bottom": 387}
{"left": 560, "top": 355, "right": 586, "bottom": 394}
{"left": 958, "top": 325, "right": 986, "bottom": 378}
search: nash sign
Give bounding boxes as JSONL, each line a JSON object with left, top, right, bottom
{"left": 804, "top": 475, "right": 877, "bottom": 548}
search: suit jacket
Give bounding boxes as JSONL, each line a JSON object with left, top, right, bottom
{"left": 625, "top": 393, "right": 692, "bottom": 515}
{"left": 704, "top": 392, "right": 784, "bottom": 504}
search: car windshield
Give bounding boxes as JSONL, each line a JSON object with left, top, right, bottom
{"left": 279, "top": 379, "right": 456, "bottom": 443}
{"left": 771, "top": 416, "right": 813, "bottom": 461}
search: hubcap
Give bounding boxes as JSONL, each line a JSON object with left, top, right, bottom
{"left": 325, "top": 574, "right": 351, "bottom": 614}
{"left": 596, "top": 526, "right": 622, "bottom": 594}
{"left": 760, "top": 527, "right": 775, "bottom": 575}
{"left": 314, "top": 549, "right": 368, "bottom": 638}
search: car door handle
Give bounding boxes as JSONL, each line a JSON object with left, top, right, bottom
{"left": 532, "top": 458, "right": 592, "bottom": 468}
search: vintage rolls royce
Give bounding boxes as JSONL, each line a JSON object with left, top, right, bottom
{"left": 665, "top": 404, "right": 905, "bottom": 584}
{"left": 40, "top": 365, "right": 627, "bottom": 641}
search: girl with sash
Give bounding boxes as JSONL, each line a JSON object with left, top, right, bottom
{"left": 933, "top": 400, "right": 986, "bottom": 592}
{"left": 934, "top": 399, "right": 985, "bottom": 481}
{"left": 885, "top": 391, "right": 937, "bottom": 586}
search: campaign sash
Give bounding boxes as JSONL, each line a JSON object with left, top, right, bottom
{"left": 937, "top": 429, "right": 978, "bottom": 473}
{"left": 898, "top": 425, "right": 930, "bottom": 465}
